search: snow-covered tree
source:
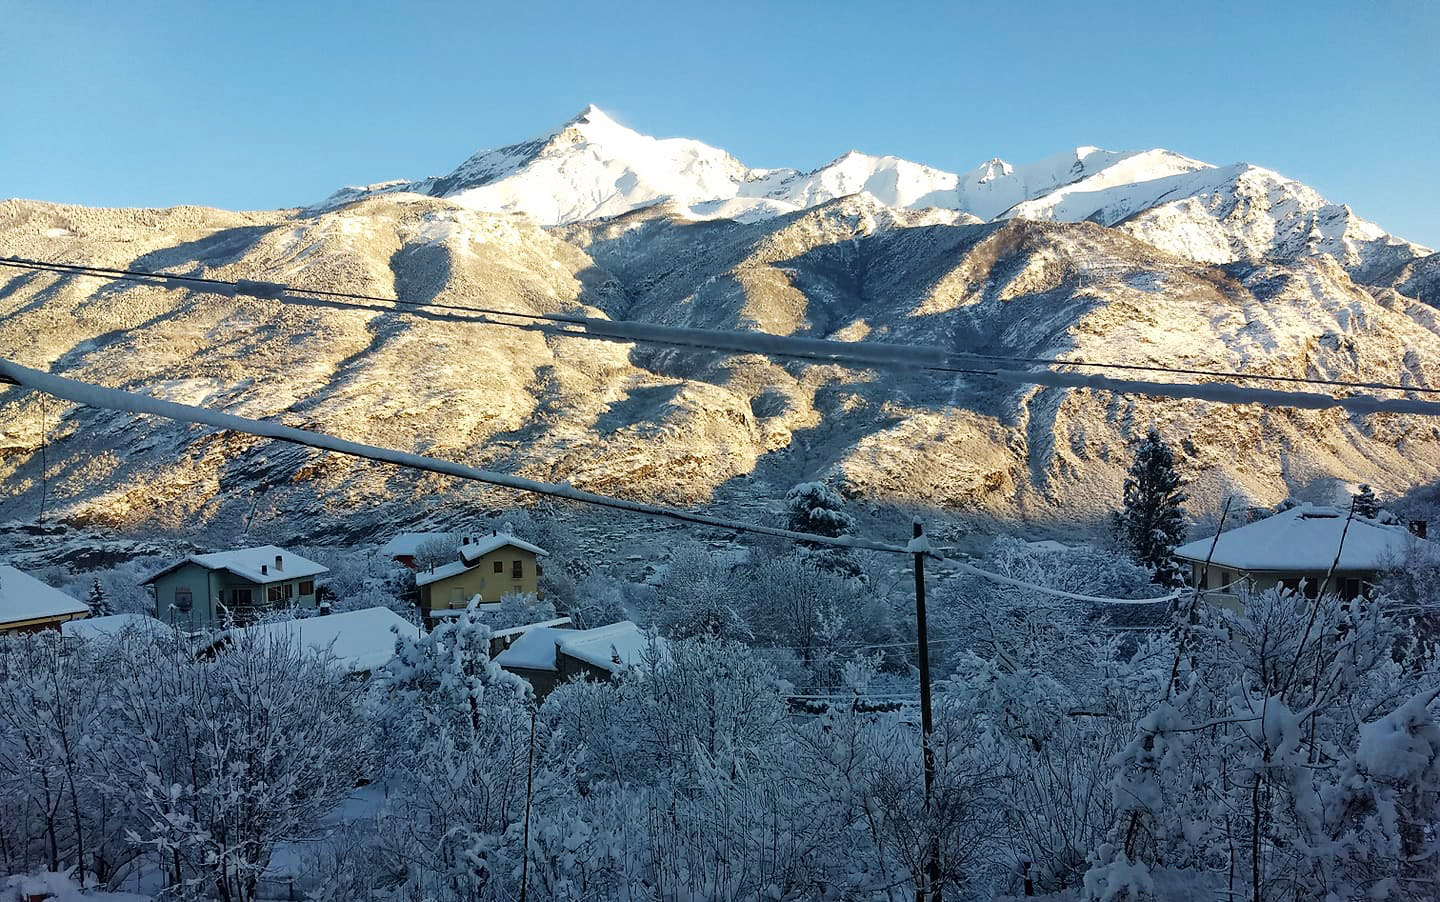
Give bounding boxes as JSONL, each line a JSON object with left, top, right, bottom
{"left": 655, "top": 544, "right": 751, "bottom": 640}
{"left": 1354, "top": 483, "right": 1382, "bottom": 519}
{"left": 1117, "top": 428, "right": 1188, "bottom": 588}
{"left": 105, "top": 629, "right": 371, "bottom": 902}
{"left": 85, "top": 577, "right": 113, "bottom": 617}
{"left": 369, "top": 607, "right": 534, "bottom": 899}
{"left": 784, "top": 481, "right": 856, "bottom": 537}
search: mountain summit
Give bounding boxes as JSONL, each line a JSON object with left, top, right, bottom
{"left": 314, "top": 106, "right": 1430, "bottom": 280}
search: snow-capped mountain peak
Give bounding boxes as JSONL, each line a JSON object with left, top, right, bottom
{"left": 311, "top": 106, "right": 1430, "bottom": 279}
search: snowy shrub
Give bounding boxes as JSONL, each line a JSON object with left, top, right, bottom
{"left": 489, "top": 590, "right": 557, "bottom": 629}
{"left": 655, "top": 544, "right": 752, "bottom": 640}
{"left": 566, "top": 573, "right": 629, "bottom": 629}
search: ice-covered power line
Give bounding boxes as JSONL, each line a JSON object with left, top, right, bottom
{"left": 0, "top": 358, "right": 910, "bottom": 554}
{"left": 2, "top": 359, "right": 1197, "bottom": 606}
{"left": 5, "top": 255, "right": 1440, "bottom": 400}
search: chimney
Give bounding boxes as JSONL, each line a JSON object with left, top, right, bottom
{"left": 492, "top": 529, "right": 497, "bottom": 537}
{"left": 274, "top": 554, "right": 283, "bottom": 571}
{"left": 462, "top": 537, "right": 470, "bottom": 546}
{"left": 261, "top": 564, "right": 268, "bottom": 575}
{"left": 1410, "top": 520, "right": 1428, "bottom": 539}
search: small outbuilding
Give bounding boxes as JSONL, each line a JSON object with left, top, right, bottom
{"left": 0, "top": 565, "right": 89, "bottom": 634}
{"left": 495, "top": 620, "right": 659, "bottom": 696}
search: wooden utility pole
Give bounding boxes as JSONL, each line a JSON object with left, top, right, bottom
{"left": 913, "top": 519, "right": 941, "bottom": 901}
{"left": 519, "top": 705, "right": 537, "bottom": 902}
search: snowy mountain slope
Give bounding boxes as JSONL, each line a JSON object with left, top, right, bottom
{"left": 314, "top": 107, "right": 1431, "bottom": 290}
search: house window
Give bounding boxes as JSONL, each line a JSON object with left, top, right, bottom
{"left": 494, "top": 561, "right": 504, "bottom": 574}
{"left": 284, "top": 583, "right": 294, "bottom": 600}
{"left": 512, "top": 560, "right": 523, "bottom": 578}
{"left": 173, "top": 587, "right": 193, "bottom": 612}
{"left": 299, "top": 580, "right": 314, "bottom": 596}
{"left": 1303, "top": 578, "right": 1320, "bottom": 600}
{"left": 1342, "top": 578, "right": 1362, "bottom": 601}
{"left": 267, "top": 585, "right": 284, "bottom": 603}
{"left": 232, "top": 588, "right": 253, "bottom": 606}
{"left": 450, "top": 587, "right": 465, "bottom": 606}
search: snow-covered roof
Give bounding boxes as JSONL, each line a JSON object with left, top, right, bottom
{"left": 0, "top": 566, "right": 89, "bottom": 626}
{"left": 415, "top": 558, "right": 476, "bottom": 587}
{"left": 558, "top": 621, "right": 657, "bottom": 673}
{"left": 491, "top": 616, "right": 571, "bottom": 639}
{"left": 142, "top": 545, "right": 328, "bottom": 585}
{"left": 219, "top": 607, "right": 414, "bottom": 674}
{"left": 494, "top": 620, "right": 658, "bottom": 675}
{"left": 458, "top": 534, "right": 548, "bottom": 563}
{"left": 1174, "top": 505, "right": 1438, "bottom": 573}
{"left": 380, "top": 532, "right": 455, "bottom": 557}
{"left": 62, "top": 612, "right": 169, "bottom": 640}
{"left": 494, "top": 626, "right": 566, "bottom": 671}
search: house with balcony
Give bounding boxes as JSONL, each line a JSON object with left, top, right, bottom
{"left": 142, "top": 545, "right": 328, "bottom": 630}
{"left": 1175, "top": 504, "right": 1435, "bottom": 610}
{"left": 415, "top": 532, "right": 547, "bottom": 623}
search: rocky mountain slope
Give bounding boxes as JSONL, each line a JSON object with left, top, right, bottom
{"left": 3, "top": 110, "right": 1439, "bottom": 544}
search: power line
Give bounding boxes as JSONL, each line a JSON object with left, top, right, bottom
{"left": 0, "top": 359, "right": 1208, "bottom": 606}
{"left": 5, "top": 255, "right": 1439, "bottom": 398}
{"left": 0, "top": 358, "right": 911, "bottom": 555}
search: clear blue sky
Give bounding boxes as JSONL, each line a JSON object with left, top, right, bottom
{"left": 3, "top": 0, "right": 1436, "bottom": 246}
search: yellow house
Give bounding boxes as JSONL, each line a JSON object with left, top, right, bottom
{"left": 416, "top": 533, "right": 548, "bottom": 621}
{"left": 0, "top": 565, "right": 90, "bottom": 634}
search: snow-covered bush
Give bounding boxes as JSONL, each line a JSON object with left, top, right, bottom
{"left": 655, "top": 543, "right": 752, "bottom": 640}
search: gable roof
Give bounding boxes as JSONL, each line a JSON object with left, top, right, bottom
{"left": 0, "top": 566, "right": 89, "bottom": 626}
{"left": 415, "top": 558, "right": 475, "bottom": 587}
{"left": 380, "top": 532, "right": 456, "bottom": 557}
{"left": 142, "top": 546, "right": 329, "bottom": 586}
{"left": 494, "top": 620, "right": 658, "bottom": 675}
{"left": 459, "top": 534, "right": 548, "bottom": 563}
{"left": 214, "top": 607, "right": 414, "bottom": 674}
{"left": 1175, "top": 505, "right": 1438, "bottom": 573}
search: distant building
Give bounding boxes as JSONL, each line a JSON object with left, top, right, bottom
{"left": 415, "top": 533, "right": 547, "bottom": 622}
{"left": 0, "top": 565, "right": 89, "bottom": 633}
{"left": 380, "top": 532, "right": 457, "bottom": 570}
{"left": 1174, "top": 505, "right": 1436, "bottom": 609}
{"left": 142, "top": 545, "right": 329, "bottom": 630}
{"left": 494, "top": 620, "right": 659, "bottom": 696}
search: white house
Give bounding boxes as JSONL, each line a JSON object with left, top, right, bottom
{"left": 0, "top": 565, "right": 89, "bottom": 633}
{"left": 1175, "top": 505, "right": 1436, "bottom": 604}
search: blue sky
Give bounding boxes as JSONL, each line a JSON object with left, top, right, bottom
{"left": 3, "top": 0, "right": 1436, "bottom": 245}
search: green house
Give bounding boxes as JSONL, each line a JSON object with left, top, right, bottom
{"left": 142, "top": 545, "right": 328, "bottom": 630}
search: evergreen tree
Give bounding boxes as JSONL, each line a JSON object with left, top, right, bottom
{"left": 1353, "top": 483, "right": 1381, "bottom": 519}
{"left": 784, "top": 481, "right": 856, "bottom": 537}
{"left": 86, "top": 578, "right": 113, "bottom": 617}
{"left": 1118, "top": 428, "right": 1188, "bottom": 587}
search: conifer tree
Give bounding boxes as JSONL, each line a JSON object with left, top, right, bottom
{"left": 1353, "top": 484, "right": 1381, "bottom": 519}
{"left": 86, "top": 577, "right": 113, "bottom": 617}
{"left": 785, "top": 481, "right": 856, "bottom": 537}
{"left": 1118, "top": 428, "right": 1188, "bottom": 587}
